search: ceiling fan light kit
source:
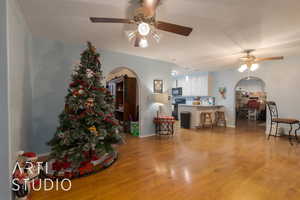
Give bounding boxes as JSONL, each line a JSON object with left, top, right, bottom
{"left": 151, "top": 30, "right": 160, "bottom": 43}
{"left": 250, "top": 63, "right": 259, "bottom": 71}
{"left": 138, "top": 22, "right": 151, "bottom": 36}
{"left": 139, "top": 38, "right": 149, "bottom": 48}
{"left": 127, "top": 31, "right": 137, "bottom": 41}
{"left": 90, "top": 0, "right": 193, "bottom": 48}
{"left": 237, "top": 49, "right": 283, "bottom": 73}
{"left": 238, "top": 63, "right": 259, "bottom": 73}
{"left": 238, "top": 64, "right": 248, "bottom": 73}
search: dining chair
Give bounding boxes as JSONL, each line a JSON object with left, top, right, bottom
{"left": 266, "top": 101, "right": 299, "bottom": 144}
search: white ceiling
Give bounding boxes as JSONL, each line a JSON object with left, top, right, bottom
{"left": 19, "top": 0, "right": 300, "bottom": 71}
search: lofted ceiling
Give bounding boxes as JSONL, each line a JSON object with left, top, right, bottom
{"left": 19, "top": 0, "right": 300, "bottom": 71}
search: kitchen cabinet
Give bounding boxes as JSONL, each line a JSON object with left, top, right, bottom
{"left": 175, "top": 73, "right": 212, "bottom": 96}
{"left": 178, "top": 78, "right": 191, "bottom": 96}
{"left": 191, "top": 76, "right": 208, "bottom": 96}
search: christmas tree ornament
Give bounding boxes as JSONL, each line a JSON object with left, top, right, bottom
{"left": 85, "top": 98, "right": 95, "bottom": 108}
{"left": 78, "top": 89, "right": 85, "bottom": 95}
{"left": 72, "top": 70, "right": 78, "bottom": 76}
{"left": 57, "top": 131, "right": 64, "bottom": 139}
{"left": 86, "top": 69, "right": 95, "bottom": 78}
{"left": 88, "top": 126, "right": 97, "bottom": 133}
{"left": 72, "top": 90, "right": 80, "bottom": 97}
{"left": 79, "top": 104, "right": 84, "bottom": 109}
{"left": 47, "top": 42, "right": 121, "bottom": 179}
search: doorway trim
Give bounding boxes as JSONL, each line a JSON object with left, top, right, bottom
{"left": 105, "top": 66, "right": 142, "bottom": 136}
{"left": 234, "top": 76, "right": 267, "bottom": 130}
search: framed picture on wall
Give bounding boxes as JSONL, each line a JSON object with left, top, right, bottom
{"left": 153, "top": 80, "right": 163, "bottom": 93}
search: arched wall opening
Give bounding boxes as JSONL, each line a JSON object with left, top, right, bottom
{"left": 105, "top": 67, "right": 141, "bottom": 136}
{"left": 234, "top": 76, "right": 267, "bottom": 130}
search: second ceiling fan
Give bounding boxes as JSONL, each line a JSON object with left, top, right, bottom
{"left": 90, "top": 0, "right": 193, "bottom": 48}
{"left": 238, "top": 49, "right": 284, "bottom": 73}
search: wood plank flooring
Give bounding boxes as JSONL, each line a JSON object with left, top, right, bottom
{"left": 32, "top": 122, "right": 300, "bottom": 200}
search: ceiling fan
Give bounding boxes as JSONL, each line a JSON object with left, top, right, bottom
{"left": 238, "top": 49, "right": 284, "bottom": 73}
{"left": 90, "top": 0, "right": 193, "bottom": 48}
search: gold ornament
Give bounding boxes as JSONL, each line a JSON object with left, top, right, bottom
{"left": 89, "top": 126, "right": 99, "bottom": 136}
{"left": 89, "top": 126, "right": 97, "bottom": 133}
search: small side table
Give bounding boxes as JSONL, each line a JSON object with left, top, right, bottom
{"left": 154, "top": 116, "right": 175, "bottom": 136}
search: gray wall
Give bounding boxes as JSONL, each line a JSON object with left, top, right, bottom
{"left": 31, "top": 38, "right": 174, "bottom": 154}
{"left": 0, "top": 0, "right": 11, "bottom": 199}
{"left": 211, "top": 56, "right": 300, "bottom": 132}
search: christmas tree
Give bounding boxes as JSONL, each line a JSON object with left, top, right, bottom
{"left": 47, "top": 42, "right": 122, "bottom": 174}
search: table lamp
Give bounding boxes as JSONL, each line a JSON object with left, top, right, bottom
{"left": 152, "top": 93, "right": 169, "bottom": 117}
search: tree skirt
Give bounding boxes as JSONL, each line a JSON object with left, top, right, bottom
{"left": 42, "top": 151, "right": 118, "bottom": 180}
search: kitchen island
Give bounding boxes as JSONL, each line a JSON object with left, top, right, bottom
{"left": 178, "top": 105, "right": 224, "bottom": 128}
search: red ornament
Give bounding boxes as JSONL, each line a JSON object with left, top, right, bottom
{"left": 79, "top": 111, "right": 86, "bottom": 118}
{"left": 79, "top": 80, "right": 88, "bottom": 87}
{"left": 82, "top": 152, "right": 90, "bottom": 159}
{"left": 91, "top": 155, "right": 99, "bottom": 161}
{"left": 69, "top": 82, "right": 77, "bottom": 87}
{"left": 63, "top": 155, "right": 69, "bottom": 161}
{"left": 70, "top": 80, "right": 88, "bottom": 88}
{"left": 72, "top": 90, "right": 79, "bottom": 96}
{"left": 61, "top": 162, "right": 71, "bottom": 169}
{"left": 98, "top": 112, "right": 104, "bottom": 116}
{"left": 52, "top": 161, "right": 63, "bottom": 171}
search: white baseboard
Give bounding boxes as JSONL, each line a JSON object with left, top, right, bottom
{"left": 265, "top": 126, "right": 285, "bottom": 136}
{"left": 139, "top": 134, "right": 156, "bottom": 138}
{"left": 227, "top": 124, "right": 236, "bottom": 128}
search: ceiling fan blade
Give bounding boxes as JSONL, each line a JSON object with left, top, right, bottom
{"left": 156, "top": 21, "right": 193, "bottom": 36}
{"left": 90, "top": 17, "right": 134, "bottom": 24}
{"left": 255, "top": 56, "right": 284, "bottom": 62}
{"left": 240, "top": 55, "right": 256, "bottom": 62}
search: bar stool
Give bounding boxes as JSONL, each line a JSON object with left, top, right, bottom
{"left": 215, "top": 111, "right": 227, "bottom": 128}
{"left": 200, "top": 112, "right": 213, "bottom": 128}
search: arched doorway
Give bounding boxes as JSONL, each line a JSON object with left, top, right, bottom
{"left": 235, "top": 76, "right": 267, "bottom": 130}
{"left": 105, "top": 67, "right": 140, "bottom": 136}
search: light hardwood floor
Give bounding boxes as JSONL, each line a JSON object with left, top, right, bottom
{"left": 32, "top": 122, "right": 300, "bottom": 200}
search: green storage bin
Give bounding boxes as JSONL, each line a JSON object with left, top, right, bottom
{"left": 130, "top": 122, "right": 139, "bottom": 136}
